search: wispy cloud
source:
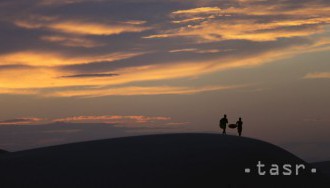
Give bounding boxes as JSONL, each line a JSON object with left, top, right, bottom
{"left": 304, "top": 72, "right": 330, "bottom": 79}
{"left": 47, "top": 85, "right": 243, "bottom": 98}
{"left": 40, "top": 35, "right": 105, "bottom": 48}
{"left": 60, "top": 73, "right": 119, "bottom": 78}
{"left": 49, "top": 21, "right": 150, "bottom": 36}
{"left": 38, "top": 0, "right": 88, "bottom": 6}
{"left": 0, "top": 114, "right": 189, "bottom": 128}
{"left": 54, "top": 115, "right": 171, "bottom": 124}
{"left": 169, "top": 48, "right": 229, "bottom": 53}
{"left": 224, "top": 1, "right": 330, "bottom": 17}
{"left": 1, "top": 0, "right": 330, "bottom": 98}
{"left": 147, "top": 17, "right": 330, "bottom": 42}
{"left": 1, "top": 37, "right": 329, "bottom": 97}
{"left": 169, "top": 48, "right": 198, "bottom": 53}
{"left": 172, "top": 7, "right": 221, "bottom": 16}
{"left": 172, "top": 17, "right": 207, "bottom": 24}
{"left": 0, "top": 88, "right": 38, "bottom": 95}
{"left": 14, "top": 17, "right": 150, "bottom": 36}
{"left": 147, "top": 1, "right": 330, "bottom": 42}
{"left": 0, "top": 51, "right": 144, "bottom": 66}
{"left": 0, "top": 118, "right": 44, "bottom": 125}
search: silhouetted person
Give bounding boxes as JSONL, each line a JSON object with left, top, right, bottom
{"left": 236, "top": 117, "right": 243, "bottom": 136}
{"left": 219, "top": 114, "right": 228, "bottom": 134}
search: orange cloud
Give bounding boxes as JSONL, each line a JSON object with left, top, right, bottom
{"left": 224, "top": 2, "right": 330, "bottom": 17}
{"left": 171, "top": 7, "right": 220, "bottom": 24}
{"left": 172, "top": 17, "right": 206, "bottom": 24}
{"left": 1, "top": 37, "right": 329, "bottom": 97}
{"left": 0, "top": 118, "right": 44, "bottom": 125}
{"left": 0, "top": 115, "right": 189, "bottom": 128}
{"left": 146, "top": 17, "right": 330, "bottom": 42}
{"left": 15, "top": 19, "right": 150, "bottom": 36}
{"left": 0, "top": 51, "right": 145, "bottom": 90}
{"left": 304, "top": 72, "right": 330, "bottom": 79}
{"left": 49, "top": 21, "right": 150, "bottom": 35}
{"left": 172, "top": 7, "right": 221, "bottom": 16}
{"left": 146, "top": 2, "right": 330, "bottom": 42}
{"left": 2, "top": 2, "right": 330, "bottom": 98}
{"left": 0, "top": 51, "right": 71, "bottom": 66}
{"left": 54, "top": 115, "right": 171, "bottom": 125}
{"left": 0, "top": 87, "right": 34, "bottom": 95}
{"left": 169, "top": 48, "right": 198, "bottom": 53}
{"left": 169, "top": 48, "right": 228, "bottom": 53}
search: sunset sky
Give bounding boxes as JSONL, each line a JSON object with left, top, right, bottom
{"left": 0, "top": 0, "right": 329, "bottom": 162}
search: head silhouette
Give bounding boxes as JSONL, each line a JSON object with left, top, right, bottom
{"left": 224, "top": 114, "right": 227, "bottom": 118}
{"left": 239, "top": 117, "right": 242, "bottom": 121}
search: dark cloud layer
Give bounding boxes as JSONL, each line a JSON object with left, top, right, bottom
{"left": 61, "top": 37, "right": 313, "bottom": 74}
{"left": 0, "top": 64, "right": 32, "bottom": 71}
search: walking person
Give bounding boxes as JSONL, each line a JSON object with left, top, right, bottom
{"left": 236, "top": 117, "right": 243, "bottom": 136}
{"left": 219, "top": 114, "right": 228, "bottom": 134}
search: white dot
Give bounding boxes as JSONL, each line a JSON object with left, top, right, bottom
{"left": 311, "top": 168, "right": 317, "bottom": 173}
{"left": 245, "top": 168, "right": 251, "bottom": 173}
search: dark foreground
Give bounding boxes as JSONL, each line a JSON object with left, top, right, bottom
{"left": 0, "top": 134, "right": 329, "bottom": 188}
{"left": 0, "top": 149, "right": 7, "bottom": 154}
{"left": 312, "top": 161, "right": 330, "bottom": 177}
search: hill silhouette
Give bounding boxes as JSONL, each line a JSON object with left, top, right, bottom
{"left": 0, "top": 149, "right": 8, "bottom": 154}
{"left": 0, "top": 134, "right": 328, "bottom": 188}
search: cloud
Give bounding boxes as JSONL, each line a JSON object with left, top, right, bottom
{"left": 1, "top": 36, "right": 329, "bottom": 97}
{"left": 0, "top": 114, "right": 190, "bottom": 129}
{"left": 172, "top": 17, "right": 207, "bottom": 24}
{"left": 1, "top": 0, "right": 330, "bottom": 98}
{"left": 0, "top": 51, "right": 72, "bottom": 66}
{"left": 0, "top": 114, "right": 190, "bottom": 151}
{"left": 52, "top": 114, "right": 192, "bottom": 129}
{"left": 50, "top": 21, "right": 150, "bottom": 36}
{"left": 169, "top": 48, "right": 229, "bottom": 53}
{"left": 0, "top": 88, "right": 38, "bottom": 95}
{"left": 304, "top": 72, "right": 330, "bottom": 79}
{"left": 38, "top": 0, "right": 88, "bottom": 6}
{"left": 40, "top": 35, "right": 105, "bottom": 48}
{"left": 165, "top": 122, "right": 191, "bottom": 126}
{"left": 14, "top": 18, "right": 151, "bottom": 36}
{"left": 0, "top": 51, "right": 144, "bottom": 90}
{"left": 0, "top": 51, "right": 143, "bottom": 66}
{"left": 169, "top": 48, "right": 198, "bottom": 53}
{"left": 54, "top": 115, "right": 171, "bottom": 124}
{"left": 172, "top": 7, "right": 221, "bottom": 16}
{"left": 0, "top": 118, "right": 44, "bottom": 125}
{"left": 59, "top": 37, "right": 330, "bottom": 83}
{"left": 0, "top": 64, "right": 32, "bottom": 71}
{"left": 146, "top": 1, "right": 330, "bottom": 42}
{"left": 46, "top": 85, "right": 243, "bottom": 97}
{"left": 146, "top": 17, "right": 330, "bottom": 42}
{"left": 225, "top": 0, "right": 330, "bottom": 17}
{"left": 60, "top": 73, "right": 119, "bottom": 78}
{"left": 0, "top": 114, "right": 183, "bottom": 127}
